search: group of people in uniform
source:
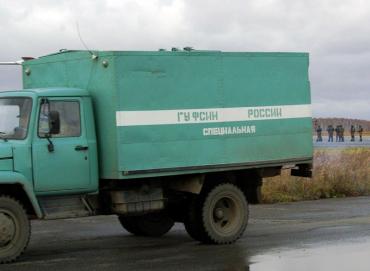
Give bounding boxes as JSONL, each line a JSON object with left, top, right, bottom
{"left": 316, "top": 124, "right": 364, "bottom": 142}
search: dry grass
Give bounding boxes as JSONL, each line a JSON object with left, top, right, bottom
{"left": 262, "top": 148, "right": 370, "bottom": 203}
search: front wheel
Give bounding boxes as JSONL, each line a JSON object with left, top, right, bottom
{"left": 0, "top": 196, "right": 31, "bottom": 264}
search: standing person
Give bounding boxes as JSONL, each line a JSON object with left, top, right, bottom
{"left": 338, "top": 125, "right": 343, "bottom": 142}
{"left": 327, "top": 125, "right": 334, "bottom": 142}
{"left": 340, "top": 125, "right": 345, "bottom": 142}
{"left": 358, "top": 125, "right": 363, "bottom": 142}
{"left": 335, "top": 125, "right": 340, "bottom": 142}
{"left": 316, "top": 125, "right": 323, "bottom": 142}
{"left": 350, "top": 125, "right": 356, "bottom": 142}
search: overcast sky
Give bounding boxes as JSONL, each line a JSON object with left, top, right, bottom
{"left": 0, "top": 0, "right": 369, "bottom": 119}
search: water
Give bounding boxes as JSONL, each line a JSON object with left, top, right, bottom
{"left": 313, "top": 136, "right": 370, "bottom": 148}
{"left": 251, "top": 239, "right": 370, "bottom": 271}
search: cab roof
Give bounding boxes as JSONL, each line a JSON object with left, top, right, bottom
{"left": 0, "top": 88, "right": 89, "bottom": 97}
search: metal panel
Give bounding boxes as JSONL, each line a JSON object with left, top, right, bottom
{"left": 23, "top": 50, "right": 312, "bottom": 179}
{"left": 114, "top": 52, "right": 312, "bottom": 174}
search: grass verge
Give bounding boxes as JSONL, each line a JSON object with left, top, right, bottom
{"left": 262, "top": 148, "right": 370, "bottom": 203}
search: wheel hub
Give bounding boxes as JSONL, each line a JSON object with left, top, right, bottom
{"left": 211, "top": 196, "right": 240, "bottom": 234}
{"left": 214, "top": 208, "right": 225, "bottom": 220}
{"left": 0, "top": 212, "right": 16, "bottom": 247}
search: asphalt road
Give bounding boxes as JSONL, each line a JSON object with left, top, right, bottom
{"left": 4, "top": 197, "right": 370, "bottom": 271}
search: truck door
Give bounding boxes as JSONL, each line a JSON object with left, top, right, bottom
{"left": 32, "top": 98, "right": 91, "bottom": 192}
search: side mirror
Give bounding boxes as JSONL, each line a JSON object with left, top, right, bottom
{"left": 49, "top": 111, "right": 60, "bottom": 135}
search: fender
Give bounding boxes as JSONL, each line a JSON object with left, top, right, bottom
{"left": 0, "top": 171, "right": 43, "bottom": 218}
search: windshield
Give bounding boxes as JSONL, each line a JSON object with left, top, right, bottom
{"left": 0, "top": 97, "right": 32, "bottom": 140}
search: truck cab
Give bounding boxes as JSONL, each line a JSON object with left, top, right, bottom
{"left": 0, "top": 89, "right": 98, "bottom": 197}
{"left": 0, "top": 89, "right": 102, "bottom": 263}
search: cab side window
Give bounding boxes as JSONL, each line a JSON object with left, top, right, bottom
{"left": 38, "top": 101, "right": 81, "bottom": 138}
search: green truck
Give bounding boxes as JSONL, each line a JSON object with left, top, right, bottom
{"left": 0, "top": 49, "right": 312, "bottom": 263}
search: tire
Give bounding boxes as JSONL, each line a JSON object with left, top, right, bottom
{"left": 184, "top": 196, "right": 206, "bottom": 242}
{"left": 136, "top": 213, "right": 175, "bottom": 237}
{"left": 0, "top": 196, "right": 31, "bottom": 264}
{"left": 118, "top": 216, "right": 144, "bottom": 236}
{"left": 119, "top": 212, "right": 174, "bottom": 237}
{"left": 246, "top": 185, "right": 262, "bottom": 204}
{"left": 184, "top": 183, "right": 249, "bottom": 244}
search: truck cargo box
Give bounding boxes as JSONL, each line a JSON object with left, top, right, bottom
{"left": 23, "top": 50, "right": 312, "bottom": 179}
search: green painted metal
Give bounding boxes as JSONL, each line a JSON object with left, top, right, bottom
{"left": 0, "top": 88, "right": 89, "bottom": 97}
{"left": 20, "top": 50, "right": 312, "bottom": 180}
{"left": 32, "top": 97, "right": 96, "bottom": 193}
{"left": 0, "top": 159, "right": 12, "bottom": 171}
{"left": 0, "top": 98, "right": 44, "bottom": 216}
{"left": 0, "top": 144, "right": 12, "bottom": 159}
{"left": 0, "top": 171, "right": 43, "bottom": 218}
{"left": 0, "top": 89, "right": 99, "bottom": 219}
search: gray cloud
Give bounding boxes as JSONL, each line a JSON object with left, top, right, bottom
{"left": 0, "top": 0, "right": 369, "bottom": 119}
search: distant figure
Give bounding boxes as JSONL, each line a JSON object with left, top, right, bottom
{"left": 327, "top": 125, "right": 334, "bottom": 142}
{"left": 335, "top": 125, "right": 340, "bottom": 142}
{"left": 316, "top": 125, "right": 323, "bottom": 142}
{"left": 350, "top": 125, "right": 356, "bottom": 141}
{"left": 358, "top": 125, "right": 363, "bottom": 142}
{"left": 340, "top": 125, "right": 345, "bottom": 142}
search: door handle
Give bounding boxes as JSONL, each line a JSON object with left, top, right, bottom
{"left": 75, "top": 145, "right": 89, "bottom": 151}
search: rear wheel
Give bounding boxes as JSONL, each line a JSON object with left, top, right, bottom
{"left": 184, "top": 196, "right": 206, "bottom": 242}
{"left": 184, "top": 183, "right": 249, "bottom": 244}
{"left": 119, "top": 212, "right": 175, "bottom": 237}
{"left": 118, "top": 216, "right": 144, "bottom": 236}
{"left": 246, "top": 185, "right": 262, "bottom": 204}
{"left": 0, "top": 196, "right": 30, "bottom": 264}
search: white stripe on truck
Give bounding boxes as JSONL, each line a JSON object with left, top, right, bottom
{"left": 116, "top": 104, "right": 312, "bottom": 126}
